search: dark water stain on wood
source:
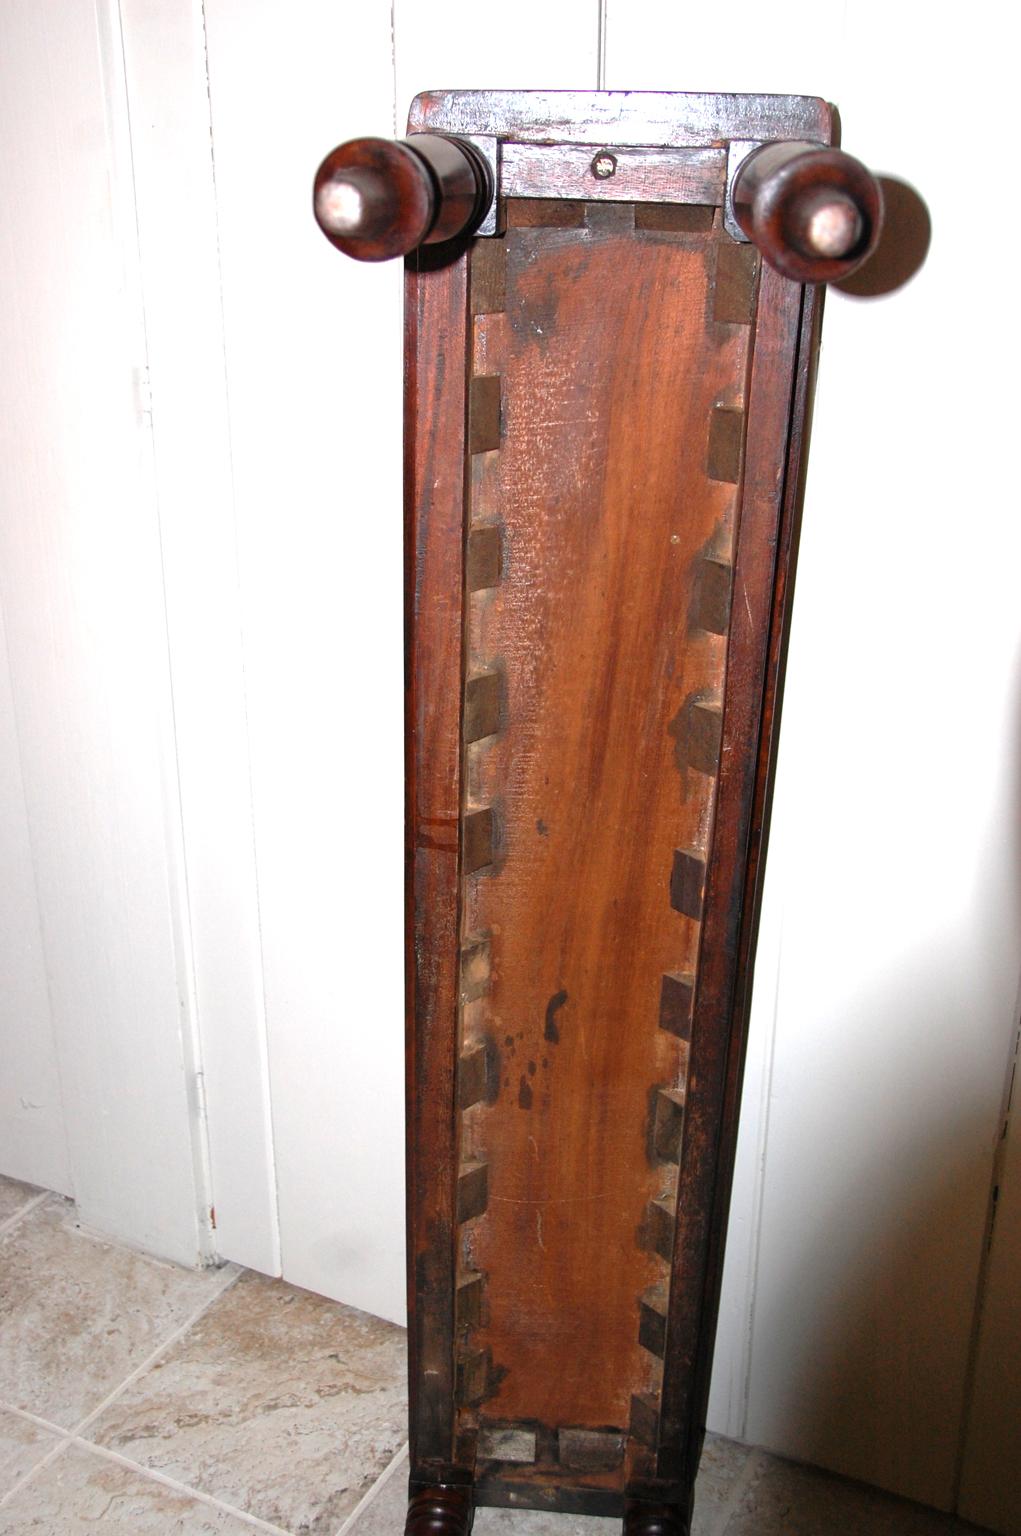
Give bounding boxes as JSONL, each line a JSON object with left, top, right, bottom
{"left": 544, "top": 989, "right": 568, "bottom": 1043}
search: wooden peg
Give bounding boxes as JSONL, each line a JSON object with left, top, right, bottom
{"left": 313, "top": 134, "right": 492, "bottom": 261}
{"left": 731, "top": 142, "right": 883, "bottom": 284}
{"left": 405, "top": 1485, "right": 475, "bottom": 1536}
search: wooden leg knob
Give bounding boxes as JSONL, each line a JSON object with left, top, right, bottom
{"left": 622, "top": 1499, "right": 689, "bottom": 1536}
{"left": 404, "top": 1485, "right": 474, "bottom": 1536}
{"left": 731, "top": 141, "right": 883, "bottom": 284}
{"left": 313, "top": 134, "right": 492, "bottom": 262}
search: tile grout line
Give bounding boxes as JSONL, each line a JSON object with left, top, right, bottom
{"left": 70, "top": 1260, "right": 243, "bottom": 1439}
{"left": 0, "top": 1401, "right": 74, "bottom": 1438}
{"left": 714, "top": 1447, "right": 766, "bottom": 1535}
{"left": 0, "top": 1190, "right": 53, "bottom": 1241}
{"left": 67, "top": 1438, "right": 297, "bottom": 1535}
{"left": 333, "top": 1440, "right": 409, "bottom": 1536}
{"left": 0, "top": 1262, "right": 245, "bottom": 1514}
{"left": 0, "top": 1231, "right": 411, "bottom": 1534}
{"left": 0, "top": 1433, "right": 75, "bottom": 1510}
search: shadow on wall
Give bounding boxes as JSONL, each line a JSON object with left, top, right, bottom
{"left": 752, "top": 643, "right": 1021, "bottom": 1522}
{"left": 834, "top": 177, "right": 931, "bottom": 298}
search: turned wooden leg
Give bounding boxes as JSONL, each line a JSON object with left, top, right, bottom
{"left": 622, "top": 1498, "right": 689, "bottom": 1536}
{"left": 404, "top": 1484, "right": 474, "bottom": 1536}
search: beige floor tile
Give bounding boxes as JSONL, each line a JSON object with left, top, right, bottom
{"left": 86, "top": 1270, "right": 407, "bottom": 1535}
{"left": 0, "top": 1175, "right": 44, "bottom": 1227}
{"left": 0, "top": 1198, "right": 234, "bottom": 1428}
{"left": 473, "top": 1505, "right": 617, "bottom": 1536}
{"left": 690, "top": 1434, "right": 753, "bottom": 1534}
{"left": 344, "top": 1468, "right": 621, "bottom": 1536}
{"left": 722, "top": 1454, "right": 990, "bottom": 1535}
{"left": 330, "top": 1451, "right": 408, "bottom": 1536}
{"left": 0, "top": 1408, "right": 64, "bottom": 1499}
{"left": 347, "top": 1433, "right": 751, "bottom": 1536}
{"left": 0, "top": 1443, "right": 273, "bottom": 1533}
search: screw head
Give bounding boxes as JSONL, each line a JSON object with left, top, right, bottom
{"left": 591, "top": 152, "right": 617, "bottom": 180}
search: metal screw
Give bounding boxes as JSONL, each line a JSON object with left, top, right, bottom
{"left": 591, "top": 152, "right": 617, "bottom": 180}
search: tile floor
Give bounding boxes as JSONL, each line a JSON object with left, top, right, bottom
{"left": 0, "top": 1176, "right": 992, "bottom": 1535}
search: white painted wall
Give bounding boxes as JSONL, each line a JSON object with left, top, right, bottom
{"left": 1, "top": 0, "right": 1018, "bottom": 1526}
{"left": 196, "top": 0, "right": 407, "bottom": 1320}
{"left": 959, "top": 1011, "right": 1021, "bottom": 1534}
{"left": 116, "top": 0, "right": 280, "bottom": 1279}
{"left": 0, "top": 0, "right": 213, "bottom": 1265}
{"left": 0, "top": 600, "right": 69, "bottom": 1197}
{"left": 601, "top": 4, "right": 1020, "bottom": 1512}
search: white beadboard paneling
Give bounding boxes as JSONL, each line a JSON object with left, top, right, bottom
{"left": 393, "top": 0, "right": 601, "bottom": 130}
{"left": 740, "top": 5, "right": 1020, "bottom": 1509}
{"left": 201, "top": 0, "right": 407, "bottom": 1319}
{"left": 959, "top": 1012, "right": 1021, "bottom": 1535}
{"left": 199, "top": 0, "right": 603, "bottom": 1323}
{"left": 605, "top": 0, "right": 1020, "bottom": 1512}
{"left": 602, "top": 0, "right": 845, "bottom": 100}
{"left": 602, "top": 0, "right": 844, "bottom": 1443}
{"left": 704, "top": 824, "right": 784, "bottom": 1440}
{"left": 117, "top": 0, "right": 279, "bottom": 1277}
{"left": 0, "top": 0, "right": 210, "bottom": 1263}
{"left": 0, "top": 599, "right": 71, "bottom": 1196}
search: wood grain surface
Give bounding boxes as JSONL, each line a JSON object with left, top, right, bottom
{"left": 408, "top": 90, "right": 832, "bottom": 149}
{"left": 404, "top": 244, "right": 470, "bottom": 1474}
{"left": 457, "top": 203, "right": 754, "bottom": 1467}
{"left": 399, "top": 89, "right": 834, "bottom": 1528}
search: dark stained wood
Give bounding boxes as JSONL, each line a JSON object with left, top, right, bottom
{"left": 458, "top": 1043, "right": 490, "bottom": 1110}
{"left": 464, "top": 671, "right": 501, "bottom": 744}
{"left": 559, "top": 1429, "right": 625, "bottom": 1471}
{"left": 404, "top": 245, "right": 471, "bottom": 1477}
{"left": 675, "top": 282, "right": 826, "bottom": 1498}
{"left": 656, "top": 266, "right": 806, "bottom": 1485}
{"left": 463, "top": 807, "right": 495, "bottom": 874}
{"left": 634, "top": 205, "right": 714, "bottom": 234}
{"left": 652, "top": 1088, "right": 686, "bottom": 1164}
{"left": 643, "top": 1197, "right": 676, "bottom": 1264}
{"left": 707, "top": 406, "right": 744, "bottom": 484}
{"left": 462, "top": 209, "right": 748, "bottom": 1451}
{"left": 315, "top": 137, "right": 432, "bottom": 262}
{"left": 469, "top": 376, "right": 502, "bottom": 455}
{"left": 457, "top": 1271, "right": 486, "bottom": 1329}
{"left": 693, "top": 557, "right": 732, "bottom": 636}
{"left": 408, "top": 90, "right": 833, "bottom": 149}
{"left": 639, "top": 1282, "right": 669, "bottom": 1358}
{"left": 501, "top": 144, "right": 725, "bottom": 207}
{"left": 457, "top": 1160, "right": 489, "bottom": 1223}
{"left": 713, "top": 243, "right": 759, "bottom": 325}
{"left": 630, "top": 1393, "right": 660, "bottom": 1450}
{"left": 473, "top": 1468, "right": 625, "bottom": 1518}
{"left": 732, "top": 142, "right": 883, "bottom": 284}
{"left": 404, "top": 1484, "right": 474, "bottom": 1536}
{"left": 466, "top": 525, "right": 502, "bottom": 593}
{"left": 685, "top": 700, "right": 723, "bottom": 777}
{"left": 392, "top": 86, "right": 844, "bottom": 1531}
{"left": 315, "top": 135, "right": 489, "bottom": 262}
{"left": 659, "top": 972, "right": 694, "bottom": 1040}
{"left": 458, "top": 1350, "right": 491, "bottom": 1406}
{"left": 471, "top": 238, "right": 506, "bottom": 316}
{"left": 670, "top": 851, "right": 706, "bottom": 920}
{"left": 505, "top": 198, "right": 586, "bottom": 229}
{"left": 622, "top": 1498, "right": 689, "bottom": 1536}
